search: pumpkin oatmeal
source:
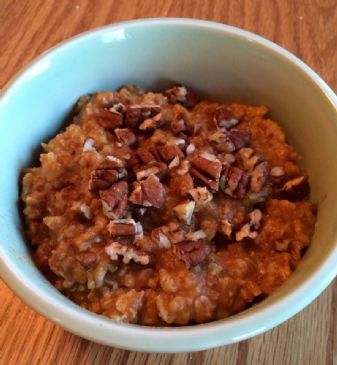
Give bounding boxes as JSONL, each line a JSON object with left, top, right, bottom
{"left": 21, "top": 85, "right": 316, "bottom": 326}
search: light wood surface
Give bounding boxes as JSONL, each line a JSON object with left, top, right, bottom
{"left": 1, "top": 1, "right": 337, "bottom": 364}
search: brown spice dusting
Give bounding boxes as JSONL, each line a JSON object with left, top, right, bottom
{"left": 21, "top": 84, "right": 316, "bottom": 326}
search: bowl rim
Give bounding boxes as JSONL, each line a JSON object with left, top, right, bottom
{"left": 1, "top": 17, "right": 337, "bottom": 353}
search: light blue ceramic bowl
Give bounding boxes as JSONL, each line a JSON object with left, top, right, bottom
{"left": 1, "top": 18, "right": 337, "bottom": 352}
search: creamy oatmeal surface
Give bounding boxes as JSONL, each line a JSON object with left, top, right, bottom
{"left": 22, "top": 85, "right": 316, "bottom": 326}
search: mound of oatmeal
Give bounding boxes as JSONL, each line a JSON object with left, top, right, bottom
{"left": 22, "top": 85, "right": 316, "bottom": 325}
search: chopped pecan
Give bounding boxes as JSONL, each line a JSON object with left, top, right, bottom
{"left": 129, "top": 183, "right": 150, "bottom": 206}
{"left": 236, "top": 209, "right": 262, "bottom": 241}
{"left": 236, "top": 148, "right": 262, "bottom": 171}
{"left": 170, "top": 173, "right": 194, "bottom": 195}
{"left": 139, "top": 113, "right": 164, "bottom": 131}
{"left": 125, "top": 106, "right": 142, "bottom": 128}
{"left": 250, "top": 161, "right": 269, "bottom": 193}
{"left": 187, "top": 187, "right": 213, "bottom": 205}
{"left": 105, "top": 155, "right": 125, "bottom": 167}
{"left": 168, "top": 156, "right": 180, "bottom": 169}
{"left": 115, "top": 128, "right": 136, "bottom": 146}
{"left": 165, "top": 85, "right": 198, "bottom": 108}
{"left": 89, "top": 167, "right": 119, "bottom": 192}
{"left": 96, "top": 109, "right": 123, "bottom": 131}
{"left": 236, "top": 224, "right": 258, "bottom": 241}
{"left": 89, "top": 155, "right": 126, "bottom": 192}
{"left": 224, "top": 167, "right": 243, "bottom": 193}
{"left": 281, "top": 176, "right": 310, "bottom": 200}
{"left": 175, "top": 242, "right": 211, "bottom": 268}
{"left": 191, "top": 167, "right": 219, "bottom": 191}
{"left": 100, "top": 181, "right": 128, "bottom": 219}
{"left": 136, "top": 147, "right": 156, "bottom": 163}
{"left": 79, "top": 203, "right": 92, "bottom": 220}
{"left": 76, "top": 251, "right": 98, "bottom": 269}
{"left": 105, "top": 242, "right": 150, "bottom": 265}
{"left": 220, "top": 219, "right": 233, "bottom": 240}
{"left": 141, "top": 174, "right": 166, "bottom": 208}
{"left": 270, "top": 166, "right": 285, "bottom": 177}
{"left": 176, "top": 160, "right": 191, "bottom": 176}
{"left": 83, "top": 138, "right": 96, "bottom": 152}
{"left": 235, "top": 173, "right": 250, "bottom": 198}
{"left": 218, "top": 152, "right": 236, "bottom": 164}
{"left": 190, "top": 152, "right": 222, "bottom": 180}
{"left": 135, "top": 161, "right": 167, "bottom": 181}
{"left": 185, "top": 230, "right": 207, "bottom": 241}
{"left": 186, "top": 143, "right": 196, "bottom": 155}
{"left": 209, "top": 129, "right": 250, "bottom": 153}
{"left": 108, "top": 218, "right": 138, "bottom": 236}
{"left": 151, "top": 228, "right": 171, "bottom": 249}
{"left": 214, "top": 106, "right": 239, "bottom": 129}
{"left": 158, "top": 144, "right": 184, "bottom": 162}
{"left": 171, "top": 112, "right": 187, "bottom": 134}
{"left": 173, "top": 200, "right": 195, "bottom": 224}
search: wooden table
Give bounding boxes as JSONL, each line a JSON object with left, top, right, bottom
{"left": 1, "top": 1, "right": 337, "bottom": 364}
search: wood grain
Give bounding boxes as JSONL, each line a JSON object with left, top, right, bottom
{"left": 1, "top": 0, "right": 337, "bottom": 364}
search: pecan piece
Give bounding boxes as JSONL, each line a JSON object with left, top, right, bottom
{"left": 158, "top": 144, "right": 184, "bottom": 162}
{"left": 175, "top": 242, "right": 211, "bottom": 268}
{"left": 173, "top": 200, "right": 195, "bottom": 224}
{"left": 164, "top": 85, "right": 198, "bottom": 108}
{"left": 270, "top": 166, "right": 285, "bottom": 177}
{"left": 281, "top": 176, "right": 310, "bottom": 200}
{"left": 209, "top": 129, "right": 250, "bottom": 153}
{"left": 219, "top": 219, "right": 233, "bottom": 240}
{"left": 236, "top": 148, "right": 262, "bottom": 171}
{"left": 105, "top": 242, "right": 150, "bottom": 265}
{"left": 100, "top": 181, "right": 128, "bottom": 219}
{"left": 115, "top": 128, "right": 136, "bottom": 146}
{"left": 96, "top": 109, "right": 123, "bottom": 131}
{"left": 185, "top": 230, "right": 207, "bottom": 241}
{"left": 190, "top": 153, "right": 222, "bottom": 181}
{"left": 76, "top": 251, "right": 98, "bottom": 269}
{"left": 139, "top": 113, "right": 164, "bottom": 131}
{"left": 250, "top": 161, "right": 269, "bottom": 193}
{"left": 125, "top": 106, "right": 142, "bottom": 128}
{"left": 236, "top": 209, "right": 262, "bottom": 241}
{"left": 135, "top": 161, "right": 167, "bottom": 181}
{"left": 129, "top": 182, "right": 150, "bottom": 206}
{"left": 108, "top": 218, "right": 138, "bottom": 236}
{"left": 151, "top": 228, "right": 171, "bottom": 249}
{"left": 187, "top": 187, "right": 213, "bottom": 205}
{"left": 89, "top": 156, "right": 126, "bottom": 192}
{"left": 171, "top": 112, "right": 187, "bottom": 134}
{"left": 89, "top": 169, "right": 119, "bottom": 192}
{"left": 214, "top": 106, "right": 239, "bottom": 129}
{"left": 141, "top": 174, "right": 166, "bottom": 208}
{"left": 136, "top": 147, "right": 156, "bottom": 163}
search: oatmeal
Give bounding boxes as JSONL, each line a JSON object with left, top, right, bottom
{"left": 21, "top": 85, "right": 316, "bottom": 325}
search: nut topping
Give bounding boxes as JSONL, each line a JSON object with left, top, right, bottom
{"left": 164, "top": 85, "right": 198, "bottom": 108}
{"left": 135, "top": 161, "right": 167, "bottom": 181}
{"left": 214, "top": 106, "right": 239, "bottom": 130}
{"left": 173, "top": 200, "right": 195, "bottom": 224}
{"left": 141, "top": 174, "right": 166, "bottom": 208}
{"left": 108, "top": 219, "right": 138, "bottom": 236}
{"left": 105, "top": 242, "right": 150, "bottom": 265}
{"left": 187, "top": 187, "right": 213, "bottom": 205}
{"left": 115, "top": 128, "right": 136, "bottom": 146}
{"left": 139, "top": 113, "right": 164, "bottom": 131}
{"left": 250, "top": 161, "right": 269, "bottom": 193}
{"left": 96, "top": 109, "right": 123, "bottom": 131}
{"left": 175, "top": 242, "right": 211, "bottom": 268}
{"left": 100, "top": 181, "right": 128, "bottom": 219}
{"left": 209, "top": 129, "right": 250, "bottom": 153}
{"left": 281, "top": 176, "right": 310, "bottom": 200}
